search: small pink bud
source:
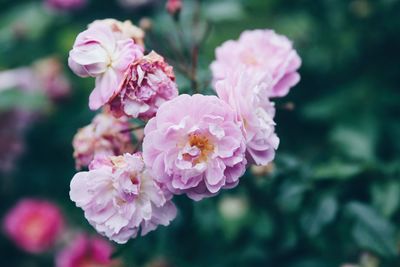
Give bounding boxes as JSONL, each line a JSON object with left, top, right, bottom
{"left": 166, "top": 0, "right": 182, "bottom": 16}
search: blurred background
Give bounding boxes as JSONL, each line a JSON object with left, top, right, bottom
{"left": 1, "top": 0, "right": 400, "bottom": 266}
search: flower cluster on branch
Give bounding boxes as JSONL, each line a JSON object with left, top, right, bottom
{"left": 69, "top": 13, "right": 301, "bottom": 243}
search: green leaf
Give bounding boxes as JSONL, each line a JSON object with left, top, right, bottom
{"left": 346, "top": 202, "right": 398, "bottom": 257}
{"left": 0, "top": 89, "right": 49, "bottom": 111}
{"left": 313, "top": 161, "right": 363, "bottom": 180}
{"left": 301, "top": 195, "right": 338, "bottom": 237}
{"left": 371, "top": 181, "right": 400, "bottom": 217}
{"left": 330, "top": 124, "right": 377, "bottom": 162}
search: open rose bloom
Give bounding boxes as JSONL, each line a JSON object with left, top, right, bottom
{"left": 107, "top": 51, "right": 178, "bottom": 120}
{"left": 143, "top": 94, "right": 247, "bottom": 201}
{"left": 211, "top": 29, "right": 301, "bottom": 97}
{"left": 72, "top": 112, "right": 134, "bottom": 170}
{"left": 68, "top": 22, "right": 143, "bottom": 110}
{"left": 56, "top": 234, "right": 118, "bottom": 267}
{"left": 3, "top": 199, "right": 64, "bottom": 253}
{"left": 70, "top": 153, "right": 176, "bottom": 243}
{"left": 216, "top": 70, "right": 279, "bottom": 165}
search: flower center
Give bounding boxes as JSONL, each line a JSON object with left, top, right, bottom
{"left": 185, "top": 133, "right": 214, "bottom": 164}
{"left": 241, "top": 52, "right": 260, "bottom": 66}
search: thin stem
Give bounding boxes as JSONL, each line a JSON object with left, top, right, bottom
{"left": 120, "top": 125, "right": 145, "bottom": 133}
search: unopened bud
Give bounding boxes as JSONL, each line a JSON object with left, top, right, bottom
{"left": 139, "top": 17, "right": 153, "bottom": 32}
{"left": 166, "top": 0, "right": 182, "bottom": 17}
{"left": 251, "top": 163, "right": 275, "bottom": 177}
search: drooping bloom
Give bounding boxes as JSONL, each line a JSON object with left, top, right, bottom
{"left": 70, "top": 153, "right": 177, "bottom": 244}
{"left": 3, "top": 199, "right": 64, "bottom": 253}
{"left": 216, "top": 70, "right": 279, "bottom": 166}
{"left": 90, "top": 19, "right": 146, "bottom": 48}
{"left": 46, "top": 0, "right": 86, "bottom": 10}
{"left": 72, "top": 112, "right": 134, "bottom": 170}
{"left": 68, "top": 21, "right": 143, "bottom": 110}
{"left": 142, "top": 94, "right": 247, "bottom": 201}
{"left": 211, "top": 29, "right": 301, "bottom": 97}
{"left": 56, "top": 234, "right": 118, "bottom": 267}
{"left": 106, "top": 51, "right": 178, "bottom": 120}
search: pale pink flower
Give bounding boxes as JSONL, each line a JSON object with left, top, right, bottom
{"left": 90, "top": 19, "right": 145, "bottom": 48}
{"left": 211, "top": 29, "right": 301, "bottom": 97}
{"left": 3, "top": 199, "right": 64, "bottom": 253}
{"left": 46, "top": 0, "right": 86, "bottom": 10}
{"left": 72, "top": 112, "right": 134, "bottom": 170}
{"left": 106, "top": 51, "right": 178, "bottom": 120}
{"left": 34, "top": 57, "right": 71, "bottom": 100}
{"left": 142, "top": 94, "right": 247, "bottom": 201}
{"left": 68, "top": 22, "right": 143, "bottom": 110}
{"left": 70, "top": 153, "right": 177, "bottom": 243}
{"left": 56, "top": 234, "right": 119, "bottom": 267}
{"left": 0, "top": 57, "right": 71, "bottom": 101}
{"left": 216, "top": 70, "right": 279, "bottom": 166}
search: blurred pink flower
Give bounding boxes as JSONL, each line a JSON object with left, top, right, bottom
{"left": 46, "top": 0, "right": 86, "bottom": 10}
{"left": 68, "top": 21, "right": 143, "bottom": 110}
{"left": 166, "top": 0, "right": 182, "bottom": 16}
{"left": 72, "top": 112, "right": 134, "bottom": 170}
{"left": 56, "top": 234, "right": 118, "bottom": 267}
{"left": 3, "top": 199, "right": 64, "bottom": 254}
{"left": 216, "top": 70, "right": 279, "bottom": 165}
{"left": 106, "top": 51, "right": 178, "bottom": 120}
{"left": 0, "top": 57, "right": 71, "bottom": 101}
{"left": 70, "top": 153, "right": 177, "bottom": 243}
{"left": 211, "top": 29, "right": 301, "bottom": 97}
{"left": 0, "top": 110, "right": 36, "bottom": 173}
{"left": 34, "top": 57, "right": 71, "bottom": 100}
{"left": 142, "top": 94, "right": 247, "bottom": 201}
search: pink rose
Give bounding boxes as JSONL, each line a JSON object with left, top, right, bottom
{"left": 107, "top": 51, "right": 178, "bottom": 120}
{"left": 56, "top": 234, "right": 118, "bottom": 267}
{"left": 216, "top": 69, "right": 279, "bottom": 165}
{"left": 90, "top": 19, "right": 145, "bottom": 48}
{"left": 3, "top": 199, "right": 64, "bottom": 253}
{"left": 211, "top": 29, "right": 301, "bottom": 97}
{"left": 142, "top": 94, "right": 247, "bottom": 201}
{"left": 68, "top": 21, "right": 143, "bottom": 110}
{"left": 72, "top": 112, "right": 134, "bottom": 170}
{"left": 70, "top": 153, "right": 177, "bottom": 243}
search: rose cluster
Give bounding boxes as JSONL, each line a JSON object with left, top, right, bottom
{"left": 68, "top": 19, "right": 301, "bottom": 243}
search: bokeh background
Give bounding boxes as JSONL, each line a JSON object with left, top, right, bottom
{"left": 1, "top": 0, "right": 400, "bottom": 266}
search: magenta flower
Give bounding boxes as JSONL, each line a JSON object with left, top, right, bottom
{"left": 68, "top": 21, "right": 143, "bottom": 110}
{"left": 142, "top": 94, "right": 247, "bottom": 201}
{"left": 46, "top": 0, "right": 86, "bottom": 10}
{"left": 106, "top": 51, "right": 178, "bottom": 120}
{"left": 70, "top": 153, "right": 177, "bottom": 243}
{"left": 56, "top": 234, "right": 118, "bottom": 267}
{"left": 72, "top": 112, "right": 134, "bottom": 170}
{"left": 216, "top": 70, "right": 279, "bottom": 165}
{"left": 3, "top": 199, "right": 64, "bottom": 253}
{"left": 211, "top": 29, "right": 301, "bottom": 97}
